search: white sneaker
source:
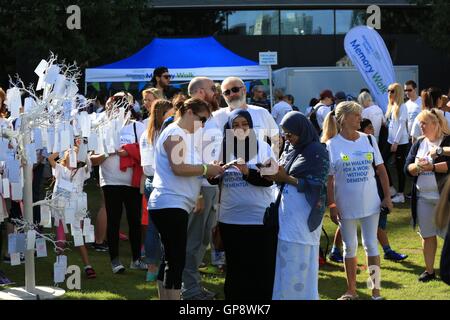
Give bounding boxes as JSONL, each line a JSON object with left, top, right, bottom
{"left": 389, "top": 186, "right": 397, "bottom": 197}
{"left": 111, "top": 262, "right": 125, "bottom": 274}
{"left": 391, "top": 193, "right": 405, "bottom": 203}
{"left": 130, "top": 259, "right": 148, "bottom": 270}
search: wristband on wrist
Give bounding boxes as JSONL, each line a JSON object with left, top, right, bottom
{"left": 202, "top": 164, "right": 208, "bottom": 176}
{"left": 328, "top": 203, "right": 337, "bottom": 209}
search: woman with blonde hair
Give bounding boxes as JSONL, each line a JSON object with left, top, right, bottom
{"left": 322, "top": 101, "right": 392, "bottom": 300}
{"left": 405, "top": 108, "right": 450, "bottom": 282}
{"left": 383, "top": 83, "right": 410, "bottom": 203}
{"left": 142, "top": 88, "right": 164, "bottom": 125}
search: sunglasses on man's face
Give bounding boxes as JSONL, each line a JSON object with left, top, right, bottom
{"left": 223, "top": 86, "right": 243, "bottom": 96}
{"left": 161, "top": 74, "right": 172, "bottom": 80}
{"left": 404, "top": 89, "right": 413, "bottom": 92}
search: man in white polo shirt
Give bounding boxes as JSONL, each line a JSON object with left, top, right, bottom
{"left": 404, "top": 80, "right": 422, "bottom": 137}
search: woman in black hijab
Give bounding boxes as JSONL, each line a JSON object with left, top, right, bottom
{"left": 265, "top": 111, "right": 329, "bottom": 300}
{"left": 210, "top": 109, "right": 278, "bottom": 300}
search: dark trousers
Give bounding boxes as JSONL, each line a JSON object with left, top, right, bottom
{"left": 102, "top": 185, "right": 142, "bottom": 262}
{"left": 150, "top": 208, "right": 188, "bottom": 289}
{"left": 219, "top": 222, "right": 277, "bottom": 300}
{"left": 382, "top": 143, "right": 409, "bottom": 193}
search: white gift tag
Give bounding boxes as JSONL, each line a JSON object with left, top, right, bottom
{"left": 44, "top": 65, "right": 60, "bottom": 85}
{"left": 2, "top": 178, "right": 10, "bottom": 198}
{"left": 64, "top": 206, "right": 75, "bottom": 225}
{"left": 78, "top": 142, "right": 88, "bottom": 163}
{"left": 53, "top": 74, "right": 66, "bottom": 96}
{"left": 8, "top": 233, "right": 17, "bottom": 254}
{"left": 85, "top": 226, "right": 95, "bottom": 243}
{"left": 6, "top": 159, "right": 20, "bottom": 183}
{"left": 52, "top": 128, "right": 60, "bottom": 153}
{"left": 73, "top": 231, "right": 84, "bottom": 247}
{"left": 79, "top": 111, "right": 91, "bottom": 138}
{"left": 10, "top": 183, "right": 22, "bottom": 201}
{"left": 34, "top": 59, "right": 48, "bottom": 76}
{"left": 36, "top": 237, "right": 47, "bottom": 257}
{"left": 77, "top": 193, "right": 87, "bottom": 213}
{"left": 0, "top": 140, "right": 8, "bottom": 161}
{"left": 26, "top": 230, "right": 36, "bottom": 250}
{"left": 82, "top": 218, "right": 91, "bottom": 236}
{"left": 33, "top": 128, "right": 43, "bottom": 150}
{"left": 10, "top": 252, "right": 21, "bottom": 266}
{"left": 24, "top": 97, "right": 36, "bottom": 113}
{"left": 6, "top": 88, "right": 21, "bottom": 118}
{"left": 60, "top": 129, "right": 71, "bottom": 151}
{"left": 41, "top": 128, "right": 48, "bottom": 150}
{"left": 69, "top": 149, "right": 77, "bottom": 168}
{"left": 58, "top": 255, "right": 68, "bottom": 271}
{"left": 40, "top": 204, "right": 51, "bottom": 227}
{"left": 67, "top": 80, "right": 79, "bottom": 97}
{"left": 16, "top": 233, "right": 26, "bottom": 253}
{"left": 54, "top": 262, "right": 66, "bottom": 283}
{"left": 26, "top": 143, "right": 37, "bottom": 165}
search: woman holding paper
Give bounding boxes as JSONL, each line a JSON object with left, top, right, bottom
{"left": 148, "top": 98, "right": 224, "bottom": 300}
{"left": 90, "top": 92, "right": 146, "bottom": 274}
{"left": 139, "top": 99, "right": 174, "bottom": 282}
{"left": 405, "top": 109, "right": 450, "bottom": 282}
{"left": 207, "top": 109, "right": 277, "bottom": 300}
{"left": 48, "top": 144, "right": 96, "bottom": 279}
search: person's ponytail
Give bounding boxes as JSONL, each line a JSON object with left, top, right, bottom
{"left": 321, "top": 110, "right": 338, "bottom": 143}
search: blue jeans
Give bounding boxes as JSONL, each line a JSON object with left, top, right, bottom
{"left": 144, "top": 177, "right": 163, "bottom": 265}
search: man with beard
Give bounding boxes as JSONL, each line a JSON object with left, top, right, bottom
{"left": 214, "top": 77, "right": 280, "bottom": 157}
{"left": 181, "top": 77, "right": 222, "bottom": 300}
{"left": 150, "top": 66, "right": 176, "bottom": 100}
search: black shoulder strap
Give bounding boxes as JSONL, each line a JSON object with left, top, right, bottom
{"left": 133, "top": 122, "right": 138, "bottom": 143}
{"left": 366, "top": 134, "right": 377, "bottom": 173}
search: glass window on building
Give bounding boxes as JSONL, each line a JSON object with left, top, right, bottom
{"left": 280, "top": 10, "right": 334, "bottom": 35}
{"left": 335, "top": 10, "right": 366, "bottom": 34}
{"left": 227, "top": 10, "right": 279, "bottom": 35}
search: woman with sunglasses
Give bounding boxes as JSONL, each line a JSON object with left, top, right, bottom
{"left": 148, "top": 98, "right": 224, "bottom": 300}
{"left": 208, "top": 109, "right": 277, "bottom": 300}
{"left": 322, "top": 101, "right": 392, "bottom": 300}
{"left": 384, "top": 83, "right": 410, "bottom": 204}
{"left": 405, "top": 109, "right": 450, "bottom": 282}
{"left": 266, "top": 112, "right": 329, "bottom": 300}
{"left": 140, "top": 99, "right": 174, "bottom": 282}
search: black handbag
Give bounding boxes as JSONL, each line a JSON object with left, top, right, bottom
{"left": 263, "top": 184, "right": 285, "bottom": 233}
{"left": 263, "top": 148, "right": 300, "bottom": 233}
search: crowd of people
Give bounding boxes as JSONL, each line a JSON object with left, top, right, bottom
{"left": 0, "top": 67, "right": 450, "bottom": 300}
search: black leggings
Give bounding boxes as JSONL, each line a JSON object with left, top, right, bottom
{"left": 150, "top": 208, "right": 188, "bottom": 289}
{"left": 382, "top": 143, "right": 409, "bottom": 193}
{"left": 102, "top": 185, "right": 142, "bottom": 262}
{"left": 219, "top": 222, "right": 277, "bottom": 300}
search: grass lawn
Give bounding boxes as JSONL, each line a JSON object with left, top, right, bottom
{"left": 1, "top": 178, "right": 449, "bottom": 300}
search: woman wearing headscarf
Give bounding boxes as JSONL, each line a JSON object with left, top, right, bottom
{"left": 209, "top": 109, "right": 277, "bottom": 300}
{"left": 264, "top": 111, "right": 329, "bottom": 300}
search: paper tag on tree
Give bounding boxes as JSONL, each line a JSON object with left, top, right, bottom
{"left": 58, "top": 255, "right": 68, "bottom": 271}
{"left": 8, "top": 233, "right": 17, "bottom": 254}
{"left": 69, "top": 149, "right": 77, "bottom": 168}
{"left": 73, "top": 230, "right": 84, "bottom": 247}
{"left": 88, "top": 132, "right": 98, "bottom": 151}
{"left": 10, "top": 252, "right": 21, "bottom": 266}
{"left": 85, "top": 226, "right": 95, "bottom": 243}
{"left": 60, "top": 129, "right": 71, "bottom": 151}
{"left": 40, "top": 205, "right": 52, "bottom": 228}
{"left": 26, "top": 230, "right": 36, "bottom": 250}
{"left": 44, "top": 65, "right": 60, "bottom": 85}
{"left": 10, "top": 183, "right": 23, "bottom": 201}
{"left": 54, "top": 262, "right": 66, "bottom": 283}
{"left": 36, "top": 237, "right": 47, "bottom": 257}
{"left": 82, "top": 218, "right": 91, "bottom": 236}
{"left": 16, "top": 233, "right": 26, "bottom": 253}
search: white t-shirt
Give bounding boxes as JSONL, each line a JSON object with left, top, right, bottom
{"left": 316, "top": 103, "right": 332, "bottom": 129}
{"left": 149, "top": 123, "right": 203, "bottom": 213}
{"left": 213, "top": 104, "right": 279, "bottom": 146}
{"left": 198, "top": 116, "right": 223, "bottom": 187}
{"left": 410, "top": 116, "right": 422, "bottom": 139}
{"left": 444, "top": 111, "right": 450, "bottom": 128}
{"left": 99, "top": 121, "right": 145, "bottom": 187}
{"left": 327, "top": 132, "right": 383, "bottom": 220}
{"left": 416, "top": 138, "right": 441, "bottom": 200}
{"left": 52, "top": 163, "right": 90, "bottom": 194}
{"left": 278, "top": 183, "right": 322, "bottom": 245}
{"left": 362, "top": 104, "right": 385, "bottom": 141}
{"left": 218, "top": 141, "right": 275, "bottom": 225}
{"left": 387, "top": 103, "right": 409, "bottom": 145}
{"left": 271, "top": 101, "right": 292, "bottom": 127}
{"left": 405, "top": 97, "right": 422, "bottom": 134}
